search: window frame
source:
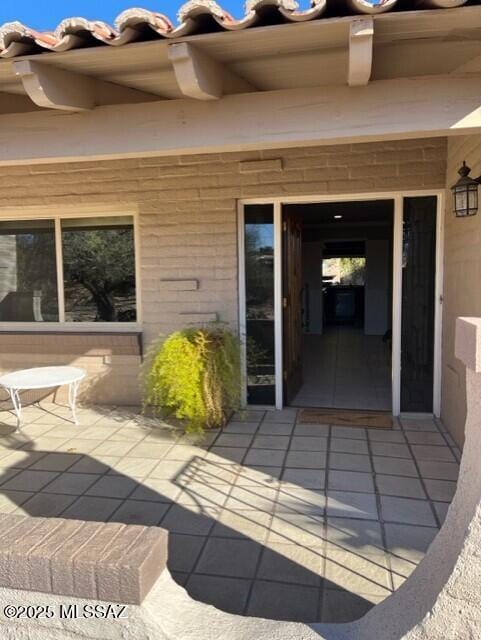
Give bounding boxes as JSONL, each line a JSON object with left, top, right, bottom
{"left": 0, "top": 209, "right": 141, "bottom": 332}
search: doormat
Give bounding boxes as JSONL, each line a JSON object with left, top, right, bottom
{"left": 299, "top": 408, "right": 392, "bottom": 429}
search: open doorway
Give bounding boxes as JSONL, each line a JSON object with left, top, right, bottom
{"left": 283, "top": 200, "right": 394, "bottom": 411}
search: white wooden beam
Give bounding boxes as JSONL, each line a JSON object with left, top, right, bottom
{"left": 13, "top": 60, "right": 159, "bottom": 112}
{"left": 14, "top": 60, "right": 95, "bottom": 111}
{"left": 0, "top": 75, "right": 479, "bottom": 165}
{"left": 348, "top": 18, "right": 374, "bottom": 87}
{"left": 168, "top": 42, "right": 254, "bottom": 100}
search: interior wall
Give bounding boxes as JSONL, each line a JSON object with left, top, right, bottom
{"left": 302, "top": 242, "right": 323, "bottom": 333}
{"left": 303, "top": 220, "right": 392, "bottom": 336}
{"left": 442, "top": 134, "right": 481, "bottom": 448}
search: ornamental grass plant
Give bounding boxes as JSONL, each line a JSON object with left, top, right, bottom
{"left": 143, "top": 325, "right": 241, "bottom": 433}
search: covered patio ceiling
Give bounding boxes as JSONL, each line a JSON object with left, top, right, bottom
{"left": 0, "top": 5, "right": 479, "bottom": 113}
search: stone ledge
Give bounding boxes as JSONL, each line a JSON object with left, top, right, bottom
{"left": 179, "top": 312, "right": 218, "bottom": 324}
{"left": 0, "top": 515, "right": 168, "bottom": 604}
{"left": 159, "top": 278, "right": 199, "bottom": 291}
{"left": 0, "top": 332, "right": 142, "bottom": 356}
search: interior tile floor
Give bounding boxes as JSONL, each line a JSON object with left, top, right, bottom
{"left": 292, "top": 327, "right": 392, "bottom": 411}
{"left": 0, "top": 403, "right": 460, "bottom": 623}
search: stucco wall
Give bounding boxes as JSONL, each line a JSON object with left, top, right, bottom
{"left": 0, "top": 138, "right": 447, "bottom": 404}
{"left": 441, "top": 135, "right": 481, "bottom": 448}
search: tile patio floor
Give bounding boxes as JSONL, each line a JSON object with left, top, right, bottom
{"left": 293, "top": 328, "right": 392, "bottom": 411}
{"left": 0, "top": 404, "right": 461, "bottom": 623}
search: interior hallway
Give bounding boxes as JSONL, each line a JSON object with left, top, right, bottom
{"left": 292, "top": 327, "right": 392, "bottom": 411}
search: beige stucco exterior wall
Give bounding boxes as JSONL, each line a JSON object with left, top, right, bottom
{"left": 441, "top": 134, "right": 481, "bottom": 448}
{"left": 0, "top": 137, "right": 447, "bottom": 405}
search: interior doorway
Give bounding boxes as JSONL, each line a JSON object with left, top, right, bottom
{"left": 283, "top": 200, "right": 394, "bottom": 411}
{"left": 241, "top": 194, "right": 441, "bottom": 415}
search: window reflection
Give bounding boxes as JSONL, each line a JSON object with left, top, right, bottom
{"left": 0, "top": 220, "right": 58, "bottom": 321}
{"left": 62, "top": 216, "right": 136, "bottom": 322}
{"left": 244, "top": 205, "right": 275, "bottom": 405}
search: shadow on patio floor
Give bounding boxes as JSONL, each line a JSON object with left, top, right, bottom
{"left": 0, "top": 438, "right": 383, "bottom": 623}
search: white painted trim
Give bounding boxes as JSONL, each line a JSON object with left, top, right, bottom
{"left": 239, "top": 188, "right": 444, "bottom": 413}
{"left": 392, "top": 195, "right": 404, "bottom": 416}
{"left": 132, "top": 211, "right": 143, "bottom": 327}
{"left": 433, "top": 191, "right": 445, "bottom": 418}
{"left": 13, "top": 60, "right": 95, "bottom": 112}
{"left": 273, "top": 202, "right": 283, "bottom": 410}
{"left": 0, "top": 323, "right": 141, "bottom": 333}
{"left": 348, "top": 18, "right": 374, "bottom": 87}
{"left": 237, "top": 201, "right": 248, "bottom": 408}
{"left": 0, "top": 203, "right": 138, "bottom": 219}
{"left": 0, "top": 209, "right": 141, "bottom": 331}
{"left": 167, "top": 42, "right": 254, "bottom": 100}
{"left": 239, "top": 190, "right": 443, "bottom": 205}
{"left": 168, "top": 42, "right": 223, "bottom": 101}
{"left": 54, "top": 217, "right": 66, "bottom": 323}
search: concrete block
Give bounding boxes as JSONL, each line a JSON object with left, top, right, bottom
{"left": 51, "top": 521, "right": 104, "bottom": 597}
{"left": 179, "top": 312, "right": 218, "bottom": 324}
{"left": 9, "top": 518, "right": 65, "bottom": 591}
{"left": 240, "top": 158, "right": 283, "bottom": 173}
{"left": 159, "top": 279, "right": 199, "bottom": 291}
{"left": 97, "top": 525, "right": 146, "bottom": 603}
{"left": 0, "top": 517, "right": 45, "bottom": 588}
{"left": 0, "top": 515, "right": 168, "bottom": 605}
{"left": 73, "top": 522, "right": 125, "bottom": 599}
{"left": 27, "top": 519, "right": 85, "bottom": 593}
{"left": 119, "top": 527, "right": 169, "bottom": 604}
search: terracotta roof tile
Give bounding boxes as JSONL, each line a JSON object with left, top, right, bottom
{"left": 0, "top": 0, "right": 472, "bottom": 58}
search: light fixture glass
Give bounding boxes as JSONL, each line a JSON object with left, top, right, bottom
{"left": 334, "top": 215, "right": 343, "bottom": 219}
{"left": 451, "top": 161, "right": 479, "bottom": 217}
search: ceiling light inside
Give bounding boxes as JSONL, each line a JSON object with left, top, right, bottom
{"left": 334, "top": 215, "right": 343, "bottom": 219}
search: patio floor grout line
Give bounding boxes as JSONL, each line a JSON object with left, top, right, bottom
{"left": 0, "top": 452, "right": 458, "bottom": 479}
{"left": 318, "top": 419, "right": 333, "bottom": 620}
{"left": 238, "top": 409, "right": 282, "bottom": 616}
{"left": 432, "top": 416, "right": 463, "bottom": 461}
{"left": 147, "top": 430, "right": 232, "bottom": 532}
{"left": 366, "top": 417, "right": 395, "bottom": 594}
{"left": 181, "top": 411, "right": 268, "bottom": 597}
{"left": 398, "top": 419, "right": 442, "bottom": 530}
{"left": 53, "top": 427, "right": 142, "bottom": 519}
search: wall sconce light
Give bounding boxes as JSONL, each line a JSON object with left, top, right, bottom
{"left": 451, "top": 161, "right": 480, "bottom": 217}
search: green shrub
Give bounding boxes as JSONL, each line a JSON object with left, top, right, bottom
{"left": 143, "top": 324, "right": 241, "bottom": 433}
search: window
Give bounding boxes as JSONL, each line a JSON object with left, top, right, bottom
{"left": 244, "top": 204, "right": 275, "bottom": 405}
{"left": 322, "top": 257, "right": 366, "bottom": 287}
{"left": 0, "top": 215, "right": 137, "bottom": 324}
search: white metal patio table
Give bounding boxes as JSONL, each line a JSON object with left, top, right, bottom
{"left": 0, "top": 366, "right": 86, "bottom": 430}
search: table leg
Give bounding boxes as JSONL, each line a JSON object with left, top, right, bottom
{"left": 68, "top": 380, "right": 80, "bottom": 425}
{"left": 8, "top": 388, "right": 22, "bottom": 431}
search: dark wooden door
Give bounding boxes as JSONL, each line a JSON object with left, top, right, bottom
{"left": 401, "top": 196, "right": 437, "bottom": 413}
{"left": 283, "top": 209, "right": 303, "bottom": 404}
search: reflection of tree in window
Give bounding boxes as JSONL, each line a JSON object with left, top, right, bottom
{"left": 245, "top": 225, "right": 274, "bottom": 320}
{"left": 17, "top": 231, "right": 58, "bottom": 319}
{"left": 62, "top": 220, "right": 136, "bottom": 322}
{"left": 244, "top": 210, "right": 276, "bottom": 403}
{"left": 0, "top": 221, "right": 58, "bottom": 322}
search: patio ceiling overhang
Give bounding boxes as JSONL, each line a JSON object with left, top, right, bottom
{"left": 0, "top": 5, "right": 479, "bottom": 163}
{"left": 0, "top": 6, "right": 480, "bottom": 109}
